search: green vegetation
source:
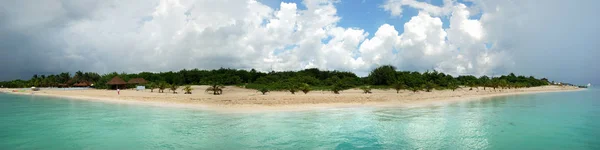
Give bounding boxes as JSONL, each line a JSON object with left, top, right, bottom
{"left": 258, "top": 87, "right": 269, "bottom": 95}
{"left": 299, "top": 83, "right": 311, "bottom": 94}
{"left": 360, "top": 86, "right": 372, "bottom": 94}
{"left": 170, "top": 84, "right": 179, "bottom": 94}
{"left": 182, "top": 85, "right": 193, "bottom": 94}
{"left": 424, "top": 81, "right": 436, "bottom": 92}
{"left": 392, "top": 81, "right": 406, "bottom": 93}
{"left": 331, "top": 83, "right": 346, "bottom": 94}
{"left": 147, "top": 82, "right": 156, "bottom": 92}
{"left": 448, "top": 81, "right": 459, "bottom": 91}
{"left": 288, "top": 83, "right": 298, "bottom": 94}
{"left": 157, "top": 82, "right": 168, "bottom": 93}
{"left": 0, "top": 67, "right": 551, "bottom": 95}
{"left": 206, "top": 83, "right": 224, "bottom": 95}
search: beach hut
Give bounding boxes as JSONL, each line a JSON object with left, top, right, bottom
{"left": 127, "top": 78, "right": 148, "bottom": 91}
{"left": 73, "top": 81, "right": 91, "bottom": 87}
{"left": 127, "top": 78, "right": 148, "bottom": 85}
{"left": 107, "top": 76, "right": 127, "bottom": 89}
{"left": 57, "top": 83, "right": 68, "bottom": 88}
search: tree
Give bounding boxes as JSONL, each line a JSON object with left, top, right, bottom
{"left": 368, "top": 65, "right": 397, "bottom": 85}
{"left": 409, "top": 86, "right": 422, "bottom": 93}
{"left": 467, "top": 81, "right": 477, "bottom": 91}
{"left": 448, "top": 81, "right": 459, "bottom": 91}
{"left": 74, "top": 71, "right": 84, "bottom": 83}
{"left": 424, "top": 81, "right": 436, "bottom": 92}
{"left": 392, "top": 81, "right": 406, "bottom": 93}
{"left": 147, "top": 82, "right": 156, "bottom": 92}
{"left": 182, "top": 85, "right": 193, "bottom": 94}
{"left": 405, "top": 72, "right": 425, "bottom": 92}
{"left": 258, "top": 87, "right": 269, "bottom": 95}
{"left": 170, "top": 84, "right": 179, "bottom": 94}
{"left": 0, "top": 66, "right": 553, "bottom": 91}
{"left": 479, "top": 76, "right": 491, "bottom": 90}
{"left": 206, "top": 83, "right": 224, "bottom": 95}
{"left": 157, "top": 82, "right": 168, "bottom": 93}
{"left": 58, "top": 72, "right": 71, "bottom": 84}
{"left": 299, "top": 83, "right": 311, "bottom": 94}
{"left": 360, "top": 86, "right": 372, "bottom": 94}
{"left": 288, "top": 83, "right": 298, "bottom": 94}
{"left": 499, "top": 79, "right": 508, "bottom": 90}
{"left": 331, "top": 83, "right": 346, "bottom": 94}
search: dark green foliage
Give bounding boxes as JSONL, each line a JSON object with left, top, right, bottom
{"left": 288, "top": 83, "right": 298, "bottom": 94}
{"left": 479, "top": 76, "right": 491, "bottom": 90}
{"left": 147, "top": 82, "right": 156, "bottom": 92}
{"left": 392, "top": 81, "right": 406, "bottom": 93}
{"left": 409, "top": 86, "right": 422, "bottom": 93}
{"left": 0, "top": 67, "right": 551, "bottom": 93}
{"left": 448, "top": 81, "right": 459, "bottom": 91}
{"left": 331, "top": 85, "right": 342, "bottom": 94}
{"left": 424, "top": 81, "right": 436, "bottom": 92}
{"left": 368, "top": 65, "right": 397, "bottom": 85}
{"left": 405, "top": 72, "right": 425, "bottom": 91}
{"left": 258, "top": 87, "right": 269, "bottom": 95}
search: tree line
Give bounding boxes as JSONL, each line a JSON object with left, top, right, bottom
{"left": 0, "top": 66, "right": 550, "bottom": 93}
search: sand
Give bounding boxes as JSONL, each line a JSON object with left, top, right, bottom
{"left": 0, "top": 85, "right": 581, "bottom": 112}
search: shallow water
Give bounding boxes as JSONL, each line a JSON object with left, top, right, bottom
{"left": 1, "top": 88, "right": 599, "bottom": 149}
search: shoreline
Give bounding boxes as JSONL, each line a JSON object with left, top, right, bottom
{"left": 0, "top": 85, "right": 582, "bottom": 113}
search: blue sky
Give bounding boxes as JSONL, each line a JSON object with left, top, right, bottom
{"left": 261, "top": 0, "right": 423, "bottom": 38}
{"left": 259, "top": 0, "right": 469, "bottom": 38}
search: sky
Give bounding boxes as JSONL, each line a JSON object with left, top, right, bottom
{"left": 0, "top": 0, "right": 598, "bottom": 85}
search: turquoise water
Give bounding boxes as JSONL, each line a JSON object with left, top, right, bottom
{"left": 1, "top": 89, "right": 599, "bottom": 149}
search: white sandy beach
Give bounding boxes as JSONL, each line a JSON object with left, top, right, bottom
{"left": 0, "top": 85, "right": 581, "bottom": 112}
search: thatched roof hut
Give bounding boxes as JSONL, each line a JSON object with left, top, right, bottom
{"left": 127, "top": 78, "right": 147, "bottom": 84}
{"left": 107, "top": 76, "right": 126, "bottom": 89}
{"left": 73, "top": 81, "right": 91, "bottom": 87}
{"left": 107, "top": 76, "right": 126, "bottom": 85}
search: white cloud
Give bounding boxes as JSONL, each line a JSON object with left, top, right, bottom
{"left": 1, "top": 0, "right": 368, "bottom": 75}
{"left": 0, "top": 0, "right": 598, "bottom": 83}
{"left": 375, "top": 0, "right": 514, "bottom": 76}
{"left": 381, "top": 0, "right": 454, "bottom": 17}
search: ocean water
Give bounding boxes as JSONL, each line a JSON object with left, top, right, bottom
{"left": 0, "top": 88, "right": 599, "bottom": 149}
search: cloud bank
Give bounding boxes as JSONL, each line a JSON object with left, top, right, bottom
{"left": 0, "top": 0, "right": 598, "bottom": 84}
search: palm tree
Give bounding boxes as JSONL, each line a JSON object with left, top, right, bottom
{"left": 157, "top": 82, "right": 168, "bottom": 93}
{"left": 448, "top": 81, "right": 459, "bottom": 91}
{"left": 206, "top": 83, "right": 224, "bottom": 95}
{"left": 499, "top": 80, "right": 508, "bottom": 90}
{"left": 300, "top": 83, "right": 311, "bottom": 94}
{"left": 169, "top": 84, "right": 179, "bottom": 94}
{"left": 360, "top": 86, "right": 372, "bottom": 94}
{"left": 182, "top": 85, "right": 193, "bottom": 94}
{"left": 147, "top": 82, "right": 156, "bottom": 92}
{"left": 392, "top": 81, "right": 406, "bottom": 93}
{"left": 468, "top": 81, "right": 477, "bottom": 91}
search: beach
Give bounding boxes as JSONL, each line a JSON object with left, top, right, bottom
{"left": 0, "top": 85, "right": 581, "bottom": 112}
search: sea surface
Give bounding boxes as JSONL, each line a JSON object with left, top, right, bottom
{"left": 0, "top": 88, "right": 599, "bottom": 149}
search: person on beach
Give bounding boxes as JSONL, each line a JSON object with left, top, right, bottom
{"left": 117, "top": 89, "right": 120, "bottom": 95}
